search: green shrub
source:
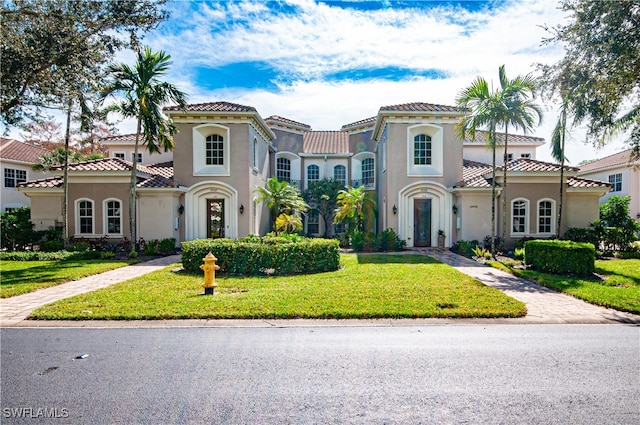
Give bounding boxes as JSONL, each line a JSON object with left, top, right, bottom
{"left": 128, "top": 251, "right": 138, "bottom": 259}
{"left": 101, "top": 251, "right": 116, "bottom": 259}
{"left": 70, "top": 242, "right": 90, "bottom": 252}
{"left": 472, "top": 245, "right": 491, "bottom": 259}
{"left": 181, "top": 237, "right": 340, "bottom": 275}
{"left": 513, "top": 247, "right": 525, "bottom": 261}
{"left": 40, "top": 240, "right": 64, "bottom": 252}
{"left": 453, "top": 240, "right": 478, "bottom": 258}
{"left": 524, "top": 239, "right": 595, "bottom": 276}
{"left": 563, "top": 227, "right": 599, "bottom": 245}
{"left": 159, "top": 238, "right": 176, "bottom": 253}
{"left": 144, "top": 239, "right": 159, "bottom": 255}
{"left": 375, "top": 228, "right": 406, "bottom": 252}
{"left": 0, "top": 250, "right": 101, "bottom": 261}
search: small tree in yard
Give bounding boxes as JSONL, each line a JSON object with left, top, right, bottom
{"left": 302, "top": 179, "right": 344, "bottom": 237}
{"left": 0, "top": 207, "right": 38, "bottom": 251}
{"left": 594, "top": 196, "right": 640, "bottom": 252}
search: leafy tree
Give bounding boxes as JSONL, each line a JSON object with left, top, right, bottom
{"left": 593, "top": 196, "right": 640, "bottom": 252}
{"left": 302, "top": 179, "right": 345, "bottom": 237}
{"left": 275, "top": 213, "right": 303, "bottom": 235}
{"left": 1, "top": 0, "right": 168, "bottom": 127}
{"left": 0, "top": 207, "right": 37, "bottom": 251}
{"left": 550, "top": 97, "right": 570, "bottom": 237}
{"left": 334, "top": 185, "right": 376, "bottom": 235}
{"left": 32, "top": 147, "right": 83, "bottom": 171}
{"left": 254, "top": 177, "right": 308, "bottom": 235}
{"left": 540, "top": 0, "right": 640, "bottom": 160}
{"left": 102, "top": 47, "right": 187, "bottom": 249}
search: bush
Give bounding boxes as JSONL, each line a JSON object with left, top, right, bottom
{"left": 159, "top": 238, "right": 176, "bottom": 253}
{"left": 144, "top": 239, "right": 160, "bottom": 255}
{"left": 524, "top": 239, "right": 595, "bottom": 276}
{"left": 563, "top": 227, "right": 599, "bottom": 246}
{"left": 482, "top": 235, "right": 503, "bottom": 251}
{"left": 452, "top": 240, "right": 478, "bottom": 258}
{"left": 0, "top": 250, "right": 101, "bottom": 261}
{"left": 181, "top": 237, "right": 340, "bottom": 275}
{"left": 40, "top": 240, "right": 64, "bottom": 252}
{"left": 513, "top": 247, "right": 525, "bottom": 261}
{"left": 374, "top": 228, "right": 406, "bottom": 252}
{"left": 69, "top": 242, "right": 90, "bottom": 252}
{"left": 101, "top": 251, "right": 116, "bottom": 259}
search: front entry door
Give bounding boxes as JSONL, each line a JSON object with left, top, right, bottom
{"left": 207, "top": 199, "right": 225, "bottom": 238}
{"left": 414, "top": 199, "right": 432, "bottom": 247}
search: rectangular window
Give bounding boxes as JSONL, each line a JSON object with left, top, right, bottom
{"left": 4, "top": 168, "right": 26, "bottom": 188}
{"left": 334, "top": 165, "right": 346, "bottom": 186}
{"left": 362, "top": 158, "right": 375, "bottom": 185}
{"left": 307, "top": 211, "right": 319, "bottom": 235}
{"left": 538, "top": 201, "right": 552, "bottom": 233}
{"left": 106, "top": 200, "right": 121, "bottom": 234}
{"left": 307, "top": 165, "right": 319, "bottom": 184}
{"left": 414, "top": 134, "right": 432, "bottom": 165}
{"left": 520, "top": 153, "right": 531, "bottom": 159}
{"left": 253, "top": 139, "right": 258, "bottom": 169}
{"left": 512, "top": 200, "right": 527, "bottom": 233}
{"left": 276, "top": 158, "right": 291, "bottom": 182}
{"left": 206, "top": 135, "right": 224, "bottom": 165}
{"left": 507, "top": 153, "right": 514, "bottom": 161}
{"left": 131, "top": 153, "right": 142, "bottom": 163}
{"left": 114, "top": 152, "right": 125, "bottom": 160}
{"left": 609, "top": 173, "right": 622, "bottom": 192}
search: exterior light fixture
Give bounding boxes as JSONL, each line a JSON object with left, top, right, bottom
{"left": 178, "top": 205, "right": 185, "bottom": 215}
{"left": 452, "top": 205, "right": 458, "bottom": 214}
{"left": 392, "top": 204, "right": 397, "bottom": 215}
{"left": 239, "top": 204, "right": 244, "bottom": 214}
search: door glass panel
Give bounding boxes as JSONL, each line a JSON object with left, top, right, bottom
{"left": 207, "top": 199, "right": 225, "bottom": 238}
{"left": 414, "top": 199, "right": 432, "bottom": 247}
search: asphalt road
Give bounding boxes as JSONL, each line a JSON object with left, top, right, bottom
{"left": 1, "top": 324, "right": 639, "bottom": 424}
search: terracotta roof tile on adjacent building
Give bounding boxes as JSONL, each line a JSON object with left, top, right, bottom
{"left": 98, "top": 134, "right": 137, "bottom": 143}
{"left": 567, "top": 176, "right": 610, "bottom": 189}
{"left": 137, "top": 174, "right": 176, "bottom": 188}
{"left": 578, "top": 148, "right": 636, "bottom": 172}
{"left": 379, "top": 102, "right": 459, "bottom": 113}
{"left": 500, "top": 158, "right": 579, "bottom": 173}
{"left": 265, "top": 115, "right": 312, "bottom": 130}
{"left": 17, "top": 176, "right": 63, "bottom": 189}
{"left": 164, "top": 101, "right": 256, "bottom": 112}
{"left": 341, "top": 116, "right": 377, "bottom": 131}
{"left": 50, "top": 157, "right": 134, "bottom": 172}
{"left": 303, "top": 131, "right": 349, "bottom": 154}
{"left": 145, "top": 161, "right": 174, "bottom": 179}
{"left": 463, "top": 130, "right": 545, "bottom": 145}
{"left": 457, "top": 160, "right": 493, "bottom": 188}
{"left": 0, "top": 138, "right": 50, "bottom": 163}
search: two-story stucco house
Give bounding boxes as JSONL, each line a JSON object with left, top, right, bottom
{"left": 17, "top": 100, "right": 610, "bottom": 249}
{"left": 0, "top": 138, "right": 52, "bottom": 213}
{"left": 577, "top": 149, "right": 640, "bottom": 220}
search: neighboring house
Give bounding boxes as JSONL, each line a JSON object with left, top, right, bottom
{"left": 577, "top": 149, "right": 640, "bottom": 220}
{"left": 0, "top": 138, "right": 51, "bottom": 213}
{"left": 18, "top": 100, "right": 610, "bottom": 249}
{"left": 100, "top": 133, "right": 175, "bottom": 165}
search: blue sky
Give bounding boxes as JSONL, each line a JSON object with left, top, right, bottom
{"left": 34, "top": 0, "right": 639, "bottom": 163}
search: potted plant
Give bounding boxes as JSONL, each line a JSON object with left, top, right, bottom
{"left": 437, "top": 230, "right": 446, "bottom": 249}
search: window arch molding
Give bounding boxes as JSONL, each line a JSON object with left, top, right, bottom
{"left": 75, "top": 198, "right": 95, "bottom": 236}
{"left": 511, "top": 197, "right": 530, "bottom": 236}
{"left": 406, "top": 124, "right": 443, "bottom": 176}
{"left": 192, "top": 123, "right": 230, "bottom": 176}
{"left": 103, "top": 198, "right": 123, "bottom": 236}
{"left": 352, "top": 152, "right": 375, "bottom": 188}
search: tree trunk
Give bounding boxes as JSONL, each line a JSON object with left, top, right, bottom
{"left": 557, "top": 107, "right": 567, "bottom": 238}
{"left": 62, "top": 98, "right": 72, "bottom": 247}
{"left": 130, "top": 115, "right": 142, "bottom": 252}
{"left": 501, "top": 127, "right": 510, "bottom": 246}
{"left": 490, "top": 125, "right": 497, "bottom": 256}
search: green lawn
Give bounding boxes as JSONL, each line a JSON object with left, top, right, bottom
{"left": 0, "top": 260, "right": 136, "bottom": 298}
{"left": 488, "top": 259, "right": 640, "bottom": 314}
{"left": 29, "top": 253, "right": 526, "bottom": 320}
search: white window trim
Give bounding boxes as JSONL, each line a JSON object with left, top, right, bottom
{"left": 275, "top": 151, "right": 302, "bottom": 183}
{"left": 113, "top": 152, "right": 126, "bottom": 160}
{"left": 510, "top": 198, "right": 530, "bottom": 237}
{"left": 406, "top": 124, "right": 443, "bottom": 177}
{"left": 536, "top": 198, "right": 556, "bottom": 236}
{"left": 103, "top": 198, "right": 123, "bottom": 236}
{"left": 75, "top": 198, "right": 96, "bottom": 236}
{"left": 333, "top": 164, "right": 347, "bottom": 186}
{"left": 193, "top": 123, "right": 231, "bottom": 176}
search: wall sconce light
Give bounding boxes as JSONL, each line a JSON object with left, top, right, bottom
{"left": 392, "top": 204, "right": 397, "bottom": 215}
{"left": 452, "top": 204, "right": 458, "bottom": 214}
{"left": 177, "top": 204, "right": 184, "bottom": 215}
{"left": 239, "top": 204, "right": 244, "bottom": 214}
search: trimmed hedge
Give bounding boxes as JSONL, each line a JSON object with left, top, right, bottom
{"left": 524, "top": 239, "right": 595, "bottom": 276}
{"left": 0, "top": 250, "right": 102, "bottom": 261}
{"left": 181, "top": 237, "right": 340, "bottom": 275}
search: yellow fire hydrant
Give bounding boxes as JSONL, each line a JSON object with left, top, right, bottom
{"left": 200, "top": 252, "right": 220, "bottom": 295}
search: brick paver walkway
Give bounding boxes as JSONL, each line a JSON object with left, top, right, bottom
{"left": 0, "top": 255, "right": 181, "bottom": 326}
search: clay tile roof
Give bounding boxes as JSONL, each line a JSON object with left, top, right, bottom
{"left": 379, "top": 102, "right": 459, "bottom": 113}
{"left": 341, "top": 116, "right": 377, "bottom": 130}
{"left": 52, "top": 157, "right": 134, "bottom": 172}
{"left": 17, "top": 176, "right": 63, "bottom": 189}
{"left": 98, "top": 134, "right": 138, "bottom": 143}
{"left": 137, "top": 174, "right": 176, "bottom": 188}
{"left": 265, "top": 115, "right": 312, "bottom": 130}
{"left": 579, "top": 148, "right": 636, "bottom": 172}
{"left": 457, "top": 160, "right": 493, "bottom": 188}
{"left": 145, "top": 161, "right": 174, "bottom": 179}
{"left": 164, "top": 101, "right": 256, "bottom": 112}
{"left": 303, "top": 131, "right": 349, "bottom": 154}
{"left": 500, "top": 158, "right": 579, "bottom": 173}
{"left": 463, "top": 130, "right": 545, "bottom": 145}
{"left": 0, "top": 138, "right": 50, "bottom": 163}
{"left": 567, "top": 176, "right": 610, "bottom": 189}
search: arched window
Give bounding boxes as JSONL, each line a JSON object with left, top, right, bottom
{"left": 205, "top": 134, "right": 224, "bottom": 165}
{"left": 334, "top": 165, "right": 346, "bottom": 186}
{"left": 276, "top": 157, "right": 291, "bottom": 182}
{"left": 307, "top": 164, "right": 319, "bottom": 185}
{"left": 511, "top": 198, "right": 529, "bottom": 235}
{"left": 537, "top": 199, "right": 555, "bottom": 234}
{"left": 76, "top": 199, "right": 94, "bottom": 235}
{"left": 414, "top": 134, "right": 432, "bottom": 165}
{"left": 104, "top": 199, "right": 122, "bottom": 234}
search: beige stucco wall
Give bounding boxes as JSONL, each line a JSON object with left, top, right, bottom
{"left": 455, "top": 191, "right": 495, "bottom": 242}
{"left": 564, "top": 192, "right": 602, "bottom": 230}
{"left": 138, "top": 192, "right": 181, "bottom": 244}
{"left": 67, "top": 182, "right": 130, "bottom": 239}
{"left": 27, "top": 194, "right": 63, "bottom": 231}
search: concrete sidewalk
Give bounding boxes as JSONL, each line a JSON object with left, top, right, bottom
{"left": 1, "top": 250, "right": 639, "bottom": 327}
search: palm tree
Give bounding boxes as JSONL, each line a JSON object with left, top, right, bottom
{"left": 254, "top": 177, "right": 308, "bottom": 235}
{"left": 334, "top": 185, "right": 375, "bottom": 235}
{"left": 102, "top": 47, "right": 187, "bottom": 250}
{"left": 455, "top": 77, "right": 503, "bottom": 255}
{"left": 496, "top": 66, "right": 543, "bottom": 243}
{"left": 551, "top": 97, "right": 570, "bottom": 238}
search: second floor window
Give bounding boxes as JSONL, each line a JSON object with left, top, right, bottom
{"left": 334, "top": 165, "right": 346, "bottom": 186}
{"left": 206, "top": 134, "right": 224, "bottom": 165}
{"left": 276, "top": 157, "right": 291, "bottom": 182}
{"left": 362, "top": 158, "right": 374, "bottom": 185}
{"left": 609, "top": 173, "right": 622, "bottom": 192}
{"left": 4, "top": 168, "right": 26, "bottom": 188}
{"left": 414, "top": 134, "right": 432, "bottom": 165}
{"left": 307, "top": 164, "right": 319, "bottom": 184}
